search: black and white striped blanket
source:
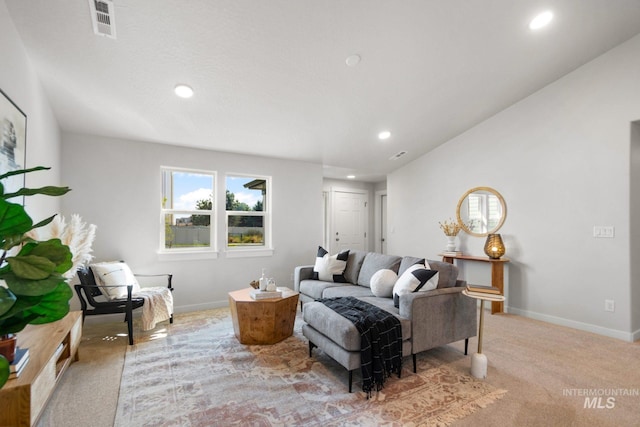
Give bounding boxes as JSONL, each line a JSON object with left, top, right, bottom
{"left": 318, "top": 296, "right": 402, "bottom": 397}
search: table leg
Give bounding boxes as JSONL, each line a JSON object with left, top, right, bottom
{"left": 478, "top": 299, "right": 484, "bottom": 353}
{"left": 471, "top": 300, "right": 488, "bottom": 379}
{"left": 490, "top": 263, "right": 504, "bottom": 314}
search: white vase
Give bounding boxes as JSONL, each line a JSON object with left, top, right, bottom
{"left": 446, "top": 235, "right": 457, "bottom": 251}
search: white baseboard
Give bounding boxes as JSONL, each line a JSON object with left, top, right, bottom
{"left": 80, "top": 299, "right": 229, "bottom": 325}
{"left": 506, "top": 305, "right": 635, "bottom": 342}
{"left": 173, "top": 300, "right": 228, "bottom": 313}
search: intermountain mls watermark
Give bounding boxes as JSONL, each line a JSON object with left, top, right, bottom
{"left": 563, "top": 388, "right": 640, "bottom": 409}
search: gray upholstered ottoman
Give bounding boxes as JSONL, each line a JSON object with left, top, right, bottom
{"left": 302, "top": 299, "right": 413, "bottom": 392}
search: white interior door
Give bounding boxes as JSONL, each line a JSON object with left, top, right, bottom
{"left": 331, "top": 190, "right": 367, "bottom": 253}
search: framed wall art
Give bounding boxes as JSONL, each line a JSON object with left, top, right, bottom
{"left": 0, "top": 88, "right": 27, "bottom": 195}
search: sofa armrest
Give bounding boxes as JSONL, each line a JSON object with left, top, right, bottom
{"left": 399, "top": 287, "right": 477, "bottom": 354}
{"left": 455, "top": 279, "right": 467, "bottom": 288}
{"left": 294, "top": 265, "right": 315, "bottom": 292}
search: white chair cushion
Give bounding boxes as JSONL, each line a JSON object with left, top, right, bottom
{"left": 91, "top": 261, "right": 141, "bottom": 300}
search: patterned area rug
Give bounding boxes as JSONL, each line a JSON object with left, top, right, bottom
{"left": 115, "top": 308, "right": 506, "bottom": 426}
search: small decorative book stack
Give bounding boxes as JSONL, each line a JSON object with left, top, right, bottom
{"left": 441, "top": 251, "right": 463, "bottom": 257}
{"left": 249, "top": 289, "right": 282, "bottom": 300}
{"left": 465, "top": 284, "right": 503, "bottom": 300}
{"left": 9, "top": 347, "right": 30, "bottom": 379}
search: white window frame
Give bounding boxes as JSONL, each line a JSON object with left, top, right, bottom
{"left": 225, "top": 173, "right": 273, "bottom": 258}
{"left": 158, "top": 166, "right": 218, "bottom": 260}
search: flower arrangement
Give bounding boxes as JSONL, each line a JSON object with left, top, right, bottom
{"left": 438, "top": 218, "right": 463, "bottom": 236}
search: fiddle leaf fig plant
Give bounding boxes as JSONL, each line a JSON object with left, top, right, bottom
{"left": 0, "top": 166, "right": 72, "bottom": 388}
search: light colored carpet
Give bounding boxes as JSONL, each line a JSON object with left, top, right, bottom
{"left": 114, "top": 309, "right": 505, "bottom": 426}
{"left": 39, "top": 307, "right": 640, "bottom": 426}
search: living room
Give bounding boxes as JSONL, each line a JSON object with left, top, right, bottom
{"left": 1, "top": 1, "right": 640, "bottom": 426}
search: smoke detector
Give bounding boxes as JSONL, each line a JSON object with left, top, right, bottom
{"left": 88, "top": 0, "right": 116, "bottom": 39}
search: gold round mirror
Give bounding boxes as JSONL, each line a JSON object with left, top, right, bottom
{"left": 456, "top": 187, "right": 507, "bottom": 237}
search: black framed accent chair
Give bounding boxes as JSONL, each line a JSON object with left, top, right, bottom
{"left": 74, "top": 261, "right": 174, "bottom": 345}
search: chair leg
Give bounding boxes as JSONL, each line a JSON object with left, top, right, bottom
{"left": 308, "top": 341, "right": 317, "bottom": 357}
{"left": 170, "top": 314, "right": 174, "bottom": 324}
{"left": 413, "top": 354, "right": 417, "bottom": 373}
{"left": 127, "top": 315, "right": 134, "bottom": 345}
{"left": 348, "top": 370, "right": 353, "bottom": 393}
{"left": 464, "top": 338, "right": 469, "bottom": 355}
{"left": 126, "top": 285, "right": 134, "bottom": 345}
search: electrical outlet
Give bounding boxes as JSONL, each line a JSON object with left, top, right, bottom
{"left": 604, "top": 299, "right": 615, "bottom": 312}
{"left": 593, "top": 226, "right": 615, "bottom": 238}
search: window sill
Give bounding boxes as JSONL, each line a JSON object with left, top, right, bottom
{"left": 157, "top": 250, "right": 219, "bottom": 261}
{"left": 225, "top": 248, "right": 274, "bottom": 258}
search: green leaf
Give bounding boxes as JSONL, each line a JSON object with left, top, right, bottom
{"left": 32, "top": 214, "right": 57, "bottom": 230}
{"left": 0, "top": 355, "right": 8, "bottom": 389}
{"left": 0, "top": 295, "right": 41, "bottom": 323}
{"left": 3, "top": 186, "right": 71, "bottom": 200}
{"left": 0, "top": 199, "right": 33, "bottom": 238}
{"left": 27, "top": 239, "right": 73, "bottom": 274}
{"left": 0, "top": 308, "right": 38, "bottom": 334}
{"left": 1, "top": 271, "right": 64, "bottom": 296}
{"left": 0, "top": 166, "right": 50, "bottom": 181}
{"left": 1, "top": 234, "right": 29, "bottom": 252}
{"left": 22, "top": 283, "right": 72, "bottom": 324}
{"left": 7, "top": 255, "right": 56, "bottom": 280}
{"left": 0, "top": 287, "right": 16, "bottom": 317}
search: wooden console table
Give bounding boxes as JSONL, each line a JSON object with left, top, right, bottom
{"left": 441, "top": 254, "right": 509, "bottom": 314}
{"left": 0, "top": 311, "right": 82, "bottom": 427}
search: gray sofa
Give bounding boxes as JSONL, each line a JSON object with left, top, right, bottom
{"left": 294, "top": 250, "right": 477, "bottom": 392}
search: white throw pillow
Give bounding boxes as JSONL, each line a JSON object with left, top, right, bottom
{"left": 392, "top": 263, "right": 439, "bottom": 307}
{"left": 91, "top": 261, "right": 141, "bottom": 300}
{"left": 313, "top": 246, "right": 349, "bottom": 282}
{"left": 370, "top": 269, "right": 398, "bottom": 297}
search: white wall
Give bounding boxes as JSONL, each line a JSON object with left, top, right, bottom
{"left": 0, "top": 1, "right": 62, "bottom": 218}
{"left": 388, "top": 34, "right": 640, "bottom": 341}
{"left": 61, "top": 133, "right": 324, "bottom": 312}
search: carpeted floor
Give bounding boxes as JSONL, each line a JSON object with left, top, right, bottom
{"left": 38, "top": 307, "right": 640, "bottom": 426}
{"left": 113, "top": 309, "right": 505, "bottom": 426}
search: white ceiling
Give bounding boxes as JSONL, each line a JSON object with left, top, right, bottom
{"left": 5, "top": 0, "right": 640, "bottom": 182}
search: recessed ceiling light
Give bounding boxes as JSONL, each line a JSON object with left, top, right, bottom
{"left": 378, "top": 131, "right": 391, "bottom": 140}
{"left": 529, "top": 10, "right": 553, "bottom": 30}
{"left": 347, "top": 175, "right": 356, "bottom": 179}
{"left": 345, "top": 54, "right": 361, "bottom": 67}
{"left": 174, "top": 84, "right": 194, "bottom": 98}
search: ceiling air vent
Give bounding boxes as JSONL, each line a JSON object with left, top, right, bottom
{"left": 88, "top": 0, "right": 116, "bottom": 39}
{"left": 389, "top": 151, "right": 407, "bottom": 161}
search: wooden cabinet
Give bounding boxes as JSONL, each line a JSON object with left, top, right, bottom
{"left": 0, "top": 311, "right": 82, "bottom": 427}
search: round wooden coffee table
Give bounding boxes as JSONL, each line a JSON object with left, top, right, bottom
{"left": 228, "top": 287, "right": 299, "bottom": 345}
